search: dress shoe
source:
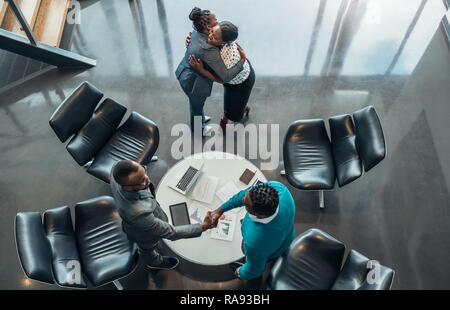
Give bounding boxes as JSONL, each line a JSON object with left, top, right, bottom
{"left": 203, "top": 125, "right": 213, "bottom": 136}
{"left": 219, "top": 116, "right": 228, "bottom": 133}
{"left": 229, "top": 261, "right": 244, "bottom": 272}
{"left": 146, "top": 256, "right": 179, "bottom": 270}
{"left": 245, "top": 106, "right": 250, "bottom": 117}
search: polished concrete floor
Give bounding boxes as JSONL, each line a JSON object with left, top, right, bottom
{"left": 1, "top": 0, "right": 450, "bottom": 290}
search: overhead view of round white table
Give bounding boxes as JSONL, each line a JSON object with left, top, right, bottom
{"left": 156, "top": 151, "right": 267, "bottom": 266}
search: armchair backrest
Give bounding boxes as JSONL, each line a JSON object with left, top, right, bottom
{"left": 43, "top": 206, "right": 87, "bottom": 288}
{"left": 353, "top": 106, "right": 386, "bottom": 172}
{"left": 329, "top": 114, "right": 362, "bottom": 187}
{"left": 66, "top": 98, "right": 127, "bottom": 165}
{"left": 49, "top": 82, "right": 104, "bottom": 143}
{"left": 331, "top": 250, "right": 395, "bottom": 290}
{"left": 15, "top": 212, "right": 54, "bottom": 285}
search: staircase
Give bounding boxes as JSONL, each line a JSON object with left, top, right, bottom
{"left": 0, "top": 1, "right": 8, "bottom": 25}
{"left": 1, "top": 0, "right": 70, "bottom": 47}
{"left": 0, "top": 0, "right": 95, "bottom": 91}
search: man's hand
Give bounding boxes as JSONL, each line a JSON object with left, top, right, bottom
{"left": 236, "top": 42, "right": 246, "bottom": 64}
{"left": 185, "top": 32, "right": 192, "bottom": 49}
{"left": 201, "top": 211, "right": 214, "bottom": 231}
{"left": 211, "top": 207, "right": 224, "bottom": 227}
{"left": 189, "top": 55, "right": 204, "bottom": 71}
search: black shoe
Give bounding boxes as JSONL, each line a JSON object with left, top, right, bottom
{"left": 146, "top": 256, "right": 179, "bottom": 270}
{"left": 229, "top": 261, "right": 244, "bottom": 272}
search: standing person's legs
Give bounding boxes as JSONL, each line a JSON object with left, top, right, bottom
{"left": 188, "top": 94, "right": 207, "bottom": 132}
{"left": 221, "top": 66, "right": 256, "bottom": 132}
{"left": 241, "top": 64, "right": 256, "bottom": 108}
{"left": 179, "top": 83, "right": 207, "bottom": 132}
{"left": 236, "top": 64, "right": 256, "bottom": 120}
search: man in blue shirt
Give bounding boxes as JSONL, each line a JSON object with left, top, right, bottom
{"left": 211, "top": 182, "right": 296, "bottom": 280}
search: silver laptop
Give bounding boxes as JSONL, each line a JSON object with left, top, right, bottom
{"left": 168, "top": 162, "right": 204, "bottom": 195}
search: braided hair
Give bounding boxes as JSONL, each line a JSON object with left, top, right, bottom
{"left": 248, "top": 184, "right": 279, "bottom": 217}
{"left": 189, "top": 7, "right": 212, "bottom": 33}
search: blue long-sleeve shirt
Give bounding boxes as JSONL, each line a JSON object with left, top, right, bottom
{"left": 221, "top": 181, "right": 296, "bottom": 280}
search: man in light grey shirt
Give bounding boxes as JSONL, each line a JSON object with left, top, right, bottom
{"left": 110, "top": 160, "right": 214, "bottom": 270}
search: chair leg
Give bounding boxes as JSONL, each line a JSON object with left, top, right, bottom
{"left": 280, "top": 161, "right": 286, "bottom": 176}
{"left": 113, "top": 280, "right": 123, "bottom": 290}
{"left": 319, "top": 190, "right": 325, "bottom": 209}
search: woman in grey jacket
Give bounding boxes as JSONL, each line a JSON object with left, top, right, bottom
{"left": 190, "top": 21, "right": 255, "bottom": 133}
{"left": 175, "top": 7, "right": 245, "bottom": 134}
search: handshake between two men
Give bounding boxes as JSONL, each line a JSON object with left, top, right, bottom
{"left": 201, "top": 207, "right": 225, "bottom": 231}
{"left": 110, "top": 159, "right": 295, "bottom": 281}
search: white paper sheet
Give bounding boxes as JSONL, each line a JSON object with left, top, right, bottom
{"left": 210, "top": 212, "right": 237, "bottom": 242}
{"left": 190, "top": 174, "right": 219, "bottom": 205}
{"left": 188, "top": 202, "right": 209, "bottom": 224}
{"left": 216, "top": 181, "right": 240, "bottom": 203}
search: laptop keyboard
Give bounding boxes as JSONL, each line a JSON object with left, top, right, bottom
{"left": 176, "top": 167, "right": 199, "bottom": 191}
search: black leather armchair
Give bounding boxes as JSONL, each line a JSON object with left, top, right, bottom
{"left": 49, "top": 81, "right": 160, "bottom": 183}
{"left": 15, "top": 197, "right": 138, "bottom": 289}
{"left": 267, "top": 229, "right": 394, "bottom": 290}
{"left": 283, "top": 106, "right": 385, "bottom": 208}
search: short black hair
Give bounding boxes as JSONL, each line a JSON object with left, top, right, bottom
{"left": 113, "top": 160, "right": 139, "bottom": 185}
{"left": 248, "top": 184, "right": 279, "bottom": 217}
{"left": 189, "top": 7, "right": 211, "bottom": 33}
{"left": 219, "top": 21, "right": 238, "bottom": 43}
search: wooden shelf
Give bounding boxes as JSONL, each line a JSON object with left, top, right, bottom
{"left": 33, "top": 0, "right": 70, "bottom": 47}
{"left": 1, "top": 0, "right": 41, "bottom": 37}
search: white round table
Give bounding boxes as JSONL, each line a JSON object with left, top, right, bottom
{"left": 156, "top": 151, "right": 267, "bottom": 266}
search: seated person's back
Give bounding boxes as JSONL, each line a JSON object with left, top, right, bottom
{"left": 217, "top": 181, "right": 296, "bottom": 280}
